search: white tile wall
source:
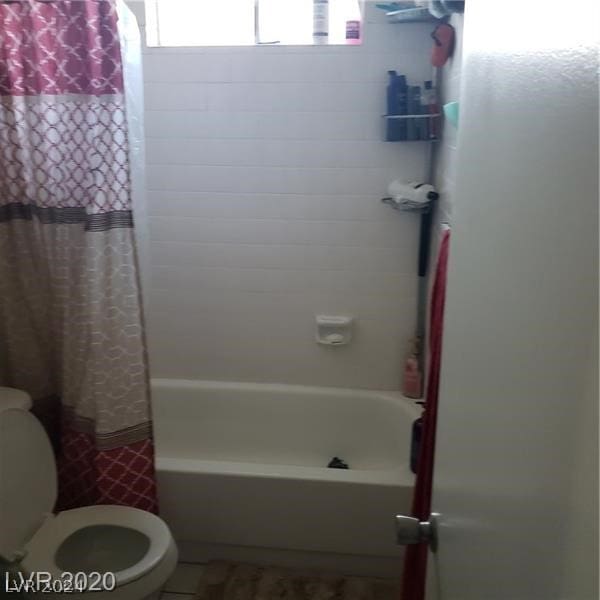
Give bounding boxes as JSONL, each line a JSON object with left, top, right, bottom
{"left": 129, "top": 1, "right": 438, "bottom": 389}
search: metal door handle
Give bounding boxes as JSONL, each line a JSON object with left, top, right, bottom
{"left": 395, "top": 513, "right": 439, "bottom": 551}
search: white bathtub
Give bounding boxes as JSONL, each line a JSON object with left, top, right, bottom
{"left": 152, "top": 379, "right": 419, "bottom": 577}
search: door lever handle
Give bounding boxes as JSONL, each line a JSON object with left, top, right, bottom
{"left": 395, "top": 513, "right": 439, "bottom": 551}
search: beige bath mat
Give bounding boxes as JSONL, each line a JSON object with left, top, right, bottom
{"left": 195, "top": 561, "right": 399, "bottom": 600}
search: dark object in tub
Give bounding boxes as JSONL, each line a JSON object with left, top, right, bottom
{"left": 327, "top": 457, "right": 349, "bottom": 469}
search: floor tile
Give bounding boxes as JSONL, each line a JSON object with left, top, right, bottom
{"left": 164, "top": 563, "right": 205, "bottom": 594}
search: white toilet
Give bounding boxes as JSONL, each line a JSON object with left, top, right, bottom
{"left": 0, "top": 385, "right": 33, "bottom": 410}
{"left": 0, "top": 388, "right": 178, "bottom": 599}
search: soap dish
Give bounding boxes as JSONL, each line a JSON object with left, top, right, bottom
{"left": 316, "top": 315, "right": 353, "bottom": 346}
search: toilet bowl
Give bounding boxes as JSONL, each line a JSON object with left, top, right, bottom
{"left": 0, "top": 405, "right": 178, "bottom": 600}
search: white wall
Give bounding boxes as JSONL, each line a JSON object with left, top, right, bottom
{"left": 128, "top": 2, "right": 437, "bottom": 389}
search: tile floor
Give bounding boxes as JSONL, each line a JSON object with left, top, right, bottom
{"left": 161, "top": 563, "right": 206, "bottom": 600}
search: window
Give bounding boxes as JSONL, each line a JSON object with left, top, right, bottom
{"left": 145, "top": 0, "right": 363, "bottom": 47}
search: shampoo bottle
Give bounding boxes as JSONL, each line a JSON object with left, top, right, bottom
{"left": 396, "top": 74, "right": 408, "bottom": 140}
{"left": 344, "top": 0, "right": 362, "bottom": 44}
{"left": 407, "top": 85, "right": 422, "bottom": 140}
{"left": 385, "top": 71, "right": 401, "bottom": 141}
{"left": 313, "top": 0, "right": 329, "bottom": 45}
{"left": 423, "top": 80, "right": 439, "bottom": 139}
{"left": 402, "top": 338, "right": 423, "bottom": 398}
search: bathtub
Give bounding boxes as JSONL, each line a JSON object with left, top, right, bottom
{"left": 152, "top": 379, "right": 419, "bottom": 577}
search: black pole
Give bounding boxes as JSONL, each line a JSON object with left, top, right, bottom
{"left": 418, "top": 209, "right": 433, "bottom": 278}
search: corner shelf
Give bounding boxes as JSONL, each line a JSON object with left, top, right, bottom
{"left": 383, "top": 113, "right": 441, "bottom": 119}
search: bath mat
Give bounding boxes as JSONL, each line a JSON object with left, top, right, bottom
{"left": 194, "top": 561, "right": 399, "bottom": 600}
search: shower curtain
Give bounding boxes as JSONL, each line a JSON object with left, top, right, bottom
{"left": 0, "top": 0, "right": 157, "bottom": 512}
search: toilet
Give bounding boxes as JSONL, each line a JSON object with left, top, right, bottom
{"left": 0, "top": 388, "right": 178, "bottom": 600}
{"left": 0, "top": 385, "right": 33, "bottom": 411}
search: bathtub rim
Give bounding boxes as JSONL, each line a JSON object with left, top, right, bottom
{"left": 150, "top": 377, "right": 422, "bottom": 409}
{"left": 151, "top": 378, "right": 420, "bottom": 487}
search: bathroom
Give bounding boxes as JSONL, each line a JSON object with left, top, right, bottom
{"left": 0, "top": 1, "right": 597, "bottom": 599}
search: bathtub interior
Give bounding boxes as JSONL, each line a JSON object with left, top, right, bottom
{"left": 152, "top": 379, "right": 420, "bottom": 474}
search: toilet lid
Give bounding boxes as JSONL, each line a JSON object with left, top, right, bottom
{"left": 0, "top": 409, "right": 57, "bottom": 561}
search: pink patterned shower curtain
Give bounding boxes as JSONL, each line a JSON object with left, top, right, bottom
{"left": 0, "top": 0, "right": 157, "bottom": 512}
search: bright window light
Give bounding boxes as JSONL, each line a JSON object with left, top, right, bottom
{"left": 257, "top": 0, "right": 313, "bottom": 45}
{"left": 146, "top": 0, "right": 363, "bottom": 47}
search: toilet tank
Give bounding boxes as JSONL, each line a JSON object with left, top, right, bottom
{"left": 0, "top": 408, "right": 57, "bottom": 562}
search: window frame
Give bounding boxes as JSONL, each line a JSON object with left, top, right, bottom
{"left": 145, "top": 0, "right": 363, "bottom": 48}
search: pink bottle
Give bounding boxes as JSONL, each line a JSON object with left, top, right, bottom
{"left": 402, "top": 340, "right": 423, "bottom": 399}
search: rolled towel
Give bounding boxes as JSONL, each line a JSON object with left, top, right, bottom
{"left": 387, "top": 179, "right": 438, "bottom": 209}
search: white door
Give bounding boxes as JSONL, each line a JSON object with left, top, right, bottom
{"left": 425, "top": 2, "right": 598, "bottom": 599}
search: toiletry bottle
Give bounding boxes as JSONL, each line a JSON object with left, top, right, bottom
{"left": 386, "top": 70, "right": 399, "bottom": 114}
{"left": 345, "top": 0, "right": 362, "bottom": 44}
{"left": 421, "top": 81, "right": 431, "bottom": 139}
{"left": 407, "top": 85, "right": 422, "bottom": 140}
{"left": 386, "top": 71, "right": 400, "bottom": 141}
{"left": 403, "top": 353, "right": 423, "bottom": 398}
{"left": 402, "top": 338, "right": 423, "bottom": 398}
{"left": 313, "top": 0, "right": 329, "bottom": 45}
{"left": 423, "top": 80, "right": 439, "bottom": 139}
{"left": 396, "top": 74, "right": 408, "bottom": 140}
{"left": 345, "top": 20, "right": 361, "bottom": 44}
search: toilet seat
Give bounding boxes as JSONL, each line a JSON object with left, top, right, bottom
{"left": 23, "top": 504, "right": 172, "bottom": 586}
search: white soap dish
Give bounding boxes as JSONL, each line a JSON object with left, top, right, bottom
{"left": 316, "top": 315, "right": 353, "bottom": 346}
